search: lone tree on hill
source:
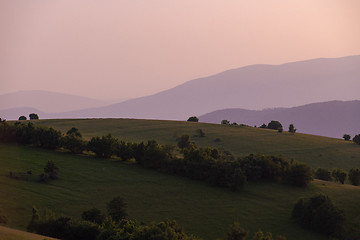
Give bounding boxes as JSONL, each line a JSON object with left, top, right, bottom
{"left": 18, "top": 116, "right": 27, "bottom": 120}
{"left": 267, "top": 120, "right": 282, "bottom": 131}
{"left": 187, "top": 116, "right": 199, "bottom": 122}
{"left": 29, "top": 113, "right": 39, "bottom": 120}
{"left": 353, "top": 134, "right": 360, "bottom": 145}
{"left": 288, "top": 124, "right": 296, "bottom": 133}
{"left": 343, "top": 134, "right": 351, "bottom": 141}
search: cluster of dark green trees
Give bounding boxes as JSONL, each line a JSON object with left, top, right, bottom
{"left": 0, "top": 120, "right": 314, "bottom": 190}
{"left": 18, "top": 113, "right": 39, "bottom": 121}
{"left": 343, "top": 133, "right": 360, "bottom": 145}
{"left": 315, "top": 167, "right": 360, "bottom": 185}
{"left": 292, "top": 194, "right": 346, "bottom": 237}
{"left": 227, "top": 222, "right": 286, "bottom": 240}
{"left": 28, "top": 196, "right": 200, "bottom": 240}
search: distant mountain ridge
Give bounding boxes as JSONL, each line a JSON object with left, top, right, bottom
{"left": 200, "top": 100, "right": 360, "bottom": 138}
{"left": 35, "top": 54, "right": 360, "bottom": 120}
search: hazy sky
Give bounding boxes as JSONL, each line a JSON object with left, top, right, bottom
{"left": 1, "top": 0, "right": 360, "bottom": 100}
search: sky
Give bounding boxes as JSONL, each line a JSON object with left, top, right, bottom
{"left": 1, "top": 0, "right": 360, "bottom": 100}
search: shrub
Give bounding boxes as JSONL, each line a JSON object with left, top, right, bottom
{"left": 315, "top": 168, "right": 332, "bottom": 181}
{"left": 267, "top": 120, "right": 282, "bottom": 131}
{"left": 221, "top": 120, "right": 230, "bottom": 125}
{"left": 288, "top": 124, "right": 296, "bottom": 133}
{"left": 332, "top": 168, "right": 347, "bottom": 184}
{"left": 88, "top": 134, "right": 118, "bottom": 158}
{"left": 29, "top": 113, "right": 39, "bottom": 120}
{"left": 18, "top": 116, "right": 27, "bottom": 120}
{"left": 107, "top": 196, "right": 127, "bottom": 222}
{"left": 292, "top": 194, "right": 345, "bottom": 237}
{"left": 187, "top": 116, "right": 199, "bottom": 122}
{"left": 343, "top": 134, "right": 351, "bottom": 141}
{"left": 349, "top": 168, "right": 360, "bottom": 186}
{"left": 353, "top": 134, "right": 360, "bottom": 145}
{"left": 286, "top": 162, "right": 313, "bottom": 187}
{"left": 44, "top": 160, "right": 59, "bottom": 179}
{"left": 81, "top": 208, "right": 105, "bottom": 225}
{"left": 227, "top": 222, "right": 248, "bottom": 240}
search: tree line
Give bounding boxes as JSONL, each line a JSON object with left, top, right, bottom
{"left": 0, "top": 120, "right": 314, "bottom": 190}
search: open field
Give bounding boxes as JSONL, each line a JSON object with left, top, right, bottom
{"left": 33, "top": 118, "right": 360, "bottom": 170}
{"left": 1, "top": 143, "right": 360, "bottom": 240}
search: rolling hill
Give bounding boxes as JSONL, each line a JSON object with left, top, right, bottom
{"left": 1, "top": 118, "right": 360, "bottom": 240}
{"left": 36, "top": 55, "right": 360, "bottom": 120}
{"left": 199, "top": 100, "right": 360, "bottom": 138}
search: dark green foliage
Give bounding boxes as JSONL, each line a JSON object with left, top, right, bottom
{"left": 187, "top": 116, "right": 199, "bottom": 122}
{"left": 286, "top": 162, "right": 313, "bottom": 187}
{"left": 278, "top": 127, "right": 283, "bottom": 133}
{"left": 349, "top": 168, "right": 360, "bottom": 186}
{"left": 81, "top": 208, "right": 105, "bottom": 225}
{"left": 18, "top": 115, "right": 27, "bottom": 120}
{"left": 259, "top": 124, "right": 267, "bottom": 128}
{"left": 29, "top": 113, "right": 39, "bottom": 120}
{"left": 252, "top": 229, "right": 286, "bottom": 240}
{"left": 314, "top": 168, "right": 332, "bottom": 181}
{"left": 66, "top": 127, "right": 82, "bottom": 137}
{"left": 62, "top": 133, "right": 86, "bottom": 154}
{"left": 177, "top": 135, "right": 193, "bottom": 149}
{"left": 292, "top": 194, "right": 346, "bottom": 237}
{"left": 343, "top": 134, "right": 351, "bottom": 141}
{"left": 34, "top": 127, "right": 62, "bottom": 149}
{"left": 353, "top": 134, "right": 360, "bottom": 145}
{"left": 107, "top": 196, "right": 127, "bottom": 222}
{"left": 88, "top": 133, "right": 118, "bottom": 158}
{"left": 44, "top": 160, "right": 59, "bottom": 179}
{"left": 227, "top": 222, "right": 248, "bottom": 240}
{"left": 134, "top": 140, "right": 174, "bottom": 169}
{"left": 288, "top": 124, "right": 296, "bottom": 133}
{"left": 332, "top": 168, "right": 347, "bottom": 184}
{"left": 0, "top": 119, "right": 16, "bottom": 142}
{"left": 267, "top": 120, "right": 283, "bottom": 131}
{"left": 195, "top": 129, "right": 205, "bottom": 137}
{"left": 115, "top": 140, "right": 135, "bottom": 161}
{"left": 221, "top": 120, "right": 230, "bottom": 125}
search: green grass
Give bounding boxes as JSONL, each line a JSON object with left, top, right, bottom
{"left": 0, "top": 225, "right": 58, "bottom": 240}
{"left": 1, "top": 143, "right": 360, "bottom": 240}
{"left": 33, "top": 118, "right": 360, "bottom": 170}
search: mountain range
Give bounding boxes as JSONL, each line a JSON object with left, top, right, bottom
{"left": 199, "top": 100, "right": 360, "bottom": 138}
{"left": 0, "top": 55, "right": 359, "bottom": 138}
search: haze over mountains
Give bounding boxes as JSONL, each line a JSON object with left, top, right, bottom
{"left": 200, "top": 100, "right": 360, "bottom": 139}
{"left": 1, "top": 55, "right": 359, "bottom": 138}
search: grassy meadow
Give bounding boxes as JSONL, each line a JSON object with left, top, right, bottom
{"left": 33, "top": 118, "right": 360, "bottom": 170}
{"left": 1, "top": 142, "right": 360, "bottom": 240}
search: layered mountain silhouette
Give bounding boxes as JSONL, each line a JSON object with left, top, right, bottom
{"left": 199, "top": 100, "right": 360, "bottom": 138}
{"left": 34, "top": 55, "right": 359, "bottom": 120}
{"left": 0, "top": 55, "right": 359, "bottom": 138}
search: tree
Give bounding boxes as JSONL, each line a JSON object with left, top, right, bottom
{"left": 177, "top": 135, "right": 193, "bottom": 149}
{"left": 332, "top": 168, "right": 347, "bottom": 184}
{"left": 267, "top": 120, "right": 282, "bottom": 131}
{"left": 349, "top": 168, "right": 360, "bottom": 186}
{"left": 88, "top": 134, "right": 118, "bottom": 158}
{"left": 227, "top": 222, "right": 248, "bottom": 240}
{"left": 221, "top": 120, "right": 230, "bottom": 125}
{"left": 44, "top": 160, "right": 59, "bottom": 179}
{"left": 18, "top": 116, "right": 27, "bottom": 120}
{"left": 286, "top": 162, "right": 313, "bottom": 187}
{"left": 315, "top": 168, "right": 332, "bottom": 181}
{"left": 66, "top": 127, "right": 82, "bottom": 137}
{"left": 292, "top": 194, "right": 345, "bottom": 237}
{"left": 29, "top": 113, "right": 39, "bottom": 120}
{"left": 107, "top": 196, "right": 127, "bottom": 222}
{"left": 288, "top": 124, "right": 296, "bottom": 133}
{"left": 343, "top": 134, "right": 351, "bottom": 141}
{"left": 81, "top": 208, "right": 105, "bottom": 225}
{"left": 62, "top": 128, "right": 85, "bottom": 154}
{"left": 187, "top": 116, "right": 199, "bottom": 122}
{"left": 353, "top": 134, "right": 360, "bottom": 145}
{"left": 259, "top": 124, "right": 267, "bottom": 129}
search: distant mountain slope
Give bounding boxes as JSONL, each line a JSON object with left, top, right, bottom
{"left": 0, "top": 90, "right": 108, "bottom": 113}
{"left": 199, "top": 100, "right": 360, "bottom": 138}
{"left": 50, "top": 55, "right": 360, "bottom": 120}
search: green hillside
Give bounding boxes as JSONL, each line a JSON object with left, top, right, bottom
{"left": 34, "top": 118, "right": 360, "bottom": 170}
{"left": 1, "top": 143, "right": 360, "bottom": 240}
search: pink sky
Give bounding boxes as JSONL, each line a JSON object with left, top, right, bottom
{"left": 1, "top": 0, "right": 360, "bottom": 100}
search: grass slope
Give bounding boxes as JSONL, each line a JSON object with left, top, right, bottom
{"left": 34, "top": 118, "right": 360, "bottom": 170}
{"left": 1, "top": 144, "right": 360, "bottom": 240}
{"left": 0, "top": 225, "right": 58, "bottom": 240}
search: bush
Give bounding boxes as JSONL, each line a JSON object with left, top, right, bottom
{"left": 81, "top": 208, "right": 105, "bottom": 225}
{"left": 187, "top": 116, "right": 199, "bottom": 122}
{"left": 88, "top": 134, "right": 118, "bottom": 158}
{"left": 349, "top": 168, "right": 360, "bottom": 186}
{"left": 18, "top": 116, "right": 27, "bottom": 120}
{"left": 292, "top": 194, "right": 345, "bottom": 237}
{"left": 227, "top": 222, "right": 248, "bottom": 240}
{"left": 107, "top": 196, "right": 127, "bottom": 222}
{"left": 286, "top": 162, "right": 313, "bottom": 187}
{"left": 267, "top": 120, "right": 282, "bottom": 131}
{"left": 343, "top": 134, "right": 351, "bottom": 141}
{"left": 29, "top": 113, "right": 39, "bottom": 120}
{"left": 353, "top": 134, "right": 360, "bottom": 145}
{"left": 315, "top": 168, "right": 332, "bottom": 181}
{"left": 332, "top": 168, "right": 347, "bottom": 184}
